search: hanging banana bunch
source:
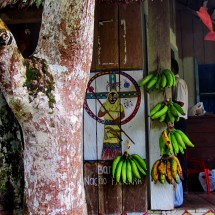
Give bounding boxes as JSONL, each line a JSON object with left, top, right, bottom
{"left": 151, "top": 155, "right": 183, "bottom": 185}
{"left": 139, "top": 68, "right": 176, "bottom": 92}
{"left": 112, "top": 151, "right": 147, "bottom": 184}
{"left": 159, "top": 128, "right": 195, "bottom": 156}
{"left": 149, "top": 99, "right": 186, "bottom": 124}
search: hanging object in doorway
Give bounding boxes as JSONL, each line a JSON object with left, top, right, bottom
{"left": 196, "top": 7, "right": 215, "bottom": 41}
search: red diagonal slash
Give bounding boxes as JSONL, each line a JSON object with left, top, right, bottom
{"left": 88, "top": 86, "right": 135, "bottom": 145}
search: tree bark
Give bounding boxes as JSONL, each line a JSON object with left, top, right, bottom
{"left": 0, "top": 0, "right": 95, "bottom": 214}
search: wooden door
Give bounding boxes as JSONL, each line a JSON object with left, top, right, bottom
{"left": 84, "top": 2, "right": 147, "bottom": 214}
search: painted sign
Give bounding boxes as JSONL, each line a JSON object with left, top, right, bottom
{"left": 84, "top": 69, "right": 146, "bottom": 161}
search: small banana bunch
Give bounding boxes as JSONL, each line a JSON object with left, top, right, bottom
{"left": 112, "top": 151, "right": 147, "bottom": 184}
{"left": 149, "top": 100, "right": 186, "bottom": 123}
{"left": 151, "top": 155, "right": 183, "bottom": 184}
{"left": 139, "top": 69, "right": 176, "bottom": 91}
{"left": 159, "top": 129, "right": 195, "bottom": 156}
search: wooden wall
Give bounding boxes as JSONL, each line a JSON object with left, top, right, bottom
{"left": 84, "top": 2, "right": 148, "bottom": 214}
{"left": 176, "top": 2, "right": 215, "bottom": 65}
{"left": 186, "top": 115, "right": 215, "bottom": 191}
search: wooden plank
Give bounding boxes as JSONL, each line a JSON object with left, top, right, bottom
{"left": 187, "top": 116, "right": 215, "bottom": 133}
{"left": 204, "top": 25, "right": 215, "bottom": 64}
{"left": 180, "top": 11, "right": 194, "bottom": 58}
{"left": 181, "top": 192, "right": 215, "bottom": 209}
{"left": 98, "top": 161, "right": 123, "bottom": 214}
{"left": 187, "top": 147, "right": 215, "bottom": 169}
{"left": 192, "top": 16, "right": 205, "bottom": 65}
{"left": 0, "top": 8, "right": 42, "bottom": 24}
{"left": 94, "top": 3, "right": 119, "bottom": 69}
{"left": 148, "top": 0, "right": 174, "bottom": 210}
{"left": 84, "top": 161, "right": 99, "bottom": 215}
{"left": 119, "top": 3, "right": 144, "bottom": 69}
{"left": 122, "top": 177, "right": 147, "bottom": 213}
{"left": 186, "top": 132, "right": 215, "bottom": 148}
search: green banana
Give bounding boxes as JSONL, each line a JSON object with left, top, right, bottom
{"left": 155, "top": 73, "right": 162, "bottom": 90}
{"left": 169, "top": 104, "right": 179, "bottom": 117}
{"left": 173, "top": 102, "right": 186, "bottom": 115}
{"left": 139, "top": 72, "right": 155, "bottom": 87}
{"left": 167, "top": 109, "right": 175, "bottom": 123}
{"left": 159, "top": 113, "right": 166, "bottom": 122}
{"left": 121, "top": 159, "right": 127, "bottom": 184}
{"left": 131, "top": 154, "right": 147, "bottom": 171}
{"left": 173, "top": 130, "right": 186, "bottom": 149}
{"left": 159, "top": 135, "right": 166, "bottom": 156}
{"left": 169, "top": 70, "right": 176, "bottom": 86}
{"left": 146, "top": 75, "right": 159, "bottom": 90}
{"left": 149, "top": 102, "right": 163, "bottom": 117}
{"left": 151, "top": 105, "right": 168, "bottom": 119}
{"left": 112, "top": 155, "right": 122, "bottom": 178}
{"left": 115, "top": 159, "right": 124, "bottom": 183}
{"left": 160, "top": 73, "right": 167, "bottom": 88}
{"left": 167, "top": 132, "right": 174, "bottom": 154}
{"left": 129, "top": 158, "right": 141, "bottom": 179}
{"left": 163, "top": 69, "right": 173, "bottom": 87}
{"left": 175, "top": 129, "right": 194, "bottom": 147}
{"left": 178, "top": 144, "right": 185, "bottom": 154}
{"left": 131, "top": 157, "right": 146, "bottom": 175}
{"left": 170, "top": 131, "right": 179, "bottom": 155}
{"left": 126, "top": 159, "right": 133, "bottom": 183}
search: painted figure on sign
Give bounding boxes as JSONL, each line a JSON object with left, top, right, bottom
{"left": 98, "top": 89, "right": 125, "bottom": 160}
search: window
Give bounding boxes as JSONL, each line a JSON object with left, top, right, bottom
{"left": 198, "top": 64, "right": 215, "bottom": 114}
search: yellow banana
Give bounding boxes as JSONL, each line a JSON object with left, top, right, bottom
{"left": 158, "top": 160, "right": 167, "bottom": 175}
{"left": 151, "top": 160, "right": 161, "bottom": 183}
{"left": 166, "top": 159, "right": 173, "bottom": 184}
{"left": 170, "top": 156, "right": 178, "bottom": 181}
{"left": 171, "top": 155, "right": 183, "bottom": 180}
{"left": 161, "top": 130, "right": 170, "bottom": 145}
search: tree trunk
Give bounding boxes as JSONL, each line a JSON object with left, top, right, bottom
{"left": 0, "top": 1, "right": 95, "bottom": 214}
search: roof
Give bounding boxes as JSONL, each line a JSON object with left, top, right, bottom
{"left": 0, "top": 0, "right": 146, "bottom": 9}
{"left": 0, "top": 0, "right": 44, "bottom": 9}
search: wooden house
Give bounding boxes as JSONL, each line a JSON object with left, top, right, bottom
{"left": 0, "top": 0, "right": 215, "bottom": 214}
